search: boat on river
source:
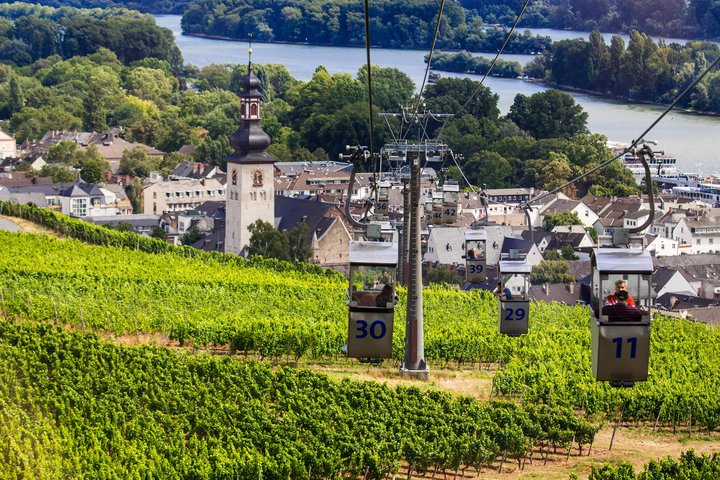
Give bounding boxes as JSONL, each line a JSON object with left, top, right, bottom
{"left": 608, "top": 141, "right": 679, "bottom": 184}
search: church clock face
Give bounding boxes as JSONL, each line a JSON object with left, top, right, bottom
{"left": 251, "top": 168, "right": 264, "bottom": 187}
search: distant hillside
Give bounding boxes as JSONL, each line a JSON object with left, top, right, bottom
{"left": 0, "top": 0, "right": 191, "bottom": 14}
{"left": 2, "top": 0, "right": 718, "bottom": 38}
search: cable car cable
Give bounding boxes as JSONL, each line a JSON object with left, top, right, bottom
{"left": 436, "top": 0, "right": 532, "bottom": 141}
{"left": 408, "top": 0, "right": 447, "bottom": 124}
{"left": 522, "top": 53, "right": 720, "bottom": 211}
{"left": 362, "top": 0, "right": 378, "bottom": 206}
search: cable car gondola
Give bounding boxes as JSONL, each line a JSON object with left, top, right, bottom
{"left": 346, "top": 240, "right": 398, "bottom": 360}
{"left": 441, "top": 181, "right": 459, "bottom": 224}
{"left": 590, "top": 248, "right": 653, "bottom": 386}
{"left": 464, "top": 229, "right": 487, "bottom": 282}
{"left": 375, "top": 181, "right": 391, "bottom": 216}
{"left": 498, "top": 258, "right": 531, "bottom": 336}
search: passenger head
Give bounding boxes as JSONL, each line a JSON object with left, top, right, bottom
{"left": 615, "top": 279, "right": 628, "bottom": 293}
{"left": 616, "top": 290, "right": 629, "bottom": 304}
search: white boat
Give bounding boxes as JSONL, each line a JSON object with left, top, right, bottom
{"left": 608, "top": 142, "right": 678, "bottom": 185}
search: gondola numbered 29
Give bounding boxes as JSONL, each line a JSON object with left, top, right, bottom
{"left": 464, "top": 229, "right": 487, "bottom": 283}
{"left": 498, "top": 258, "right": 531, "bottom": 336}
{"left": 346, "top": 240, "right": 398, "bottom": 360}
{"left": 590, "top": 248, "right": 653, "bottom": 387}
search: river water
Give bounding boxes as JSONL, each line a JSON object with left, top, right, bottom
{"left": 155, "top": 15, "right": 720, "bottom": 173}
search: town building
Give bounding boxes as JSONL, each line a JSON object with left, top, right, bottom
{"left": 142, "top": 177, "right": 226, "bottom": 214}
{"left": 34, "top": 129, "right": 164, "bottom": 173}
{"left": 0, "top": 129, "right": 16, "bottom": 160}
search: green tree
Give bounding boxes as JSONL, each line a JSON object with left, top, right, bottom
{"left": 194, "top": 135, "right": 232, "bottom": 168}
{"left": 425, "top": 264, "right": 461, "bottom": 286}
{"left": 150, "top": 226, "right": 167, "bottom": 240}
{"left": 38, "top": 164, "right": 77, "bottom": 183}
{"left": 543, "top": 211, "right": 582, "bottom": 231}
{"left": 463, "top": 150, "right": 512, "bottom": 188}
{"left": 180, "top": 225, "right": 203, "bottom": 246}
{"left": 77, "top": 145, "right": 110, "bottom": 184}
{"left": 286, "top": 222, "right": 313, "bottom": 263}
{"left": 507, "top": 90, "right": 588, "bottom": 139}
{"left": 561, "top": 245, "right": 579, "bottom": 260}
{"left": 124, "top": 66, "right": 176, "bottom": 104}
{"left": 115, "top": 221, "right": 132, "bottom": 232}
{"left": 127, "top": 177, "right": 143, "bottom": 213}
{"left": 530, "top": 260, "right": 575, "bottom": 284}
{"left": 357, "top": 64, "right": 415, "bottom": 111}
{"left": 247, "top": 220, "right": 290, "bottom": 261}
{"left": 8, "top": 74, "right": 25, "bottom": 114}
{"left": 119, "top": 147, "right": 160, "bottom": 178}
{"left": 47, "top": 141, "right": 81, "bottom": 166}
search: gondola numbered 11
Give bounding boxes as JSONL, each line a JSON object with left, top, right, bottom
{"left": 346, "top": 240, "right": 398, "bottom": 360}
{"left": 590, "top": 248, "right": 653, "bottom": 387}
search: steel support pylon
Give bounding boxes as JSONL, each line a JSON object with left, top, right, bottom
{"left": 400, "top": 152, "right": 428, "bottom": 380}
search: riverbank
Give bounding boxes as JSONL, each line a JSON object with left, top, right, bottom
{"left": 183, "top": 31, "right": 540, "bottom": 57}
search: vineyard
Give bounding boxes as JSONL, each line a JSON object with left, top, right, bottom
{"left": 0, "top": 320, "right": 597, "bottom": 479}
{"left": 2, "top": 207, "right": 720, "bottom": 478}
{"left": 2, "top": 228, "right": 720, "bottom": 433}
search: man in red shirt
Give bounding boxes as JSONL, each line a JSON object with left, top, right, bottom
{"left": 605, "top": 279, "right": 635, "bottom": 307}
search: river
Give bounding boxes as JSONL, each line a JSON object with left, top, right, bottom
{"left": 155, "top": 15, "right": 720, "bottom": 174}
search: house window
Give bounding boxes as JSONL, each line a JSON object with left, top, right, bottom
{"left": 710, "top": 238, "right": 714, "bottom": 244}
{"left": 232, "top": 170, "right": 238, "bottom": 186}
{"left": 153, "top": 192, "right": 157, "bottom": 199}
{"left": 71, "top": 198, "right": 87, "bottom": 217}
{"left": 696, "top": 239, "right": 701, "bottom": 245}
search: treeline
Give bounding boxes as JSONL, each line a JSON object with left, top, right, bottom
{"left": 431, "top": 51, "right": 523, "bottom": 78}
{"left": 0, "top": 2, "right": 181, "bottom": 66}
{"left": 0, "top": 0, "right": 190, "bottom": 14}
{"left": 180, "top": 0, "right": 550, "bottom": 53}
{"left": 531, "top": 30, "right": 720, "bottom": 113}
{"left": 461, "top": 0, "right": 720, "bottom": 39}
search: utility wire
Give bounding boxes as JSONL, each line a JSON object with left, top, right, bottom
{"left": 410, "top": 0, "right": 447, "bottom": 121}
{"left": 435, "top": 0, "right": 532, "bottom": 189}
{"left": 437, "top": 0, "right": 532, "bottom": 141}
{"left": 523, "top": 53, "right": 720, "bottom": 209}
{"left": 362, "top": 0, "right": 377, "bottom": 203}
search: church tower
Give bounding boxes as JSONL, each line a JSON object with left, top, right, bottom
{"left": 224, "top": 49, "right": 276, "bottom": 255}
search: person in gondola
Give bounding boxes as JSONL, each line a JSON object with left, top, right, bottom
{"left": 493, "top": 282, "right": 513, "bottom": 300}
{"left": 604, "top": 279, "right": 636, "bottom": 307}
{"left": 602, "top": 290, "right": 646, "bottom": 321}
{"left": 376, "top": 283, "right": 397, "bottom": 308}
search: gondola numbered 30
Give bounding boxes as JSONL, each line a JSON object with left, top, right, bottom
{"left": 497, "top": 258, "right": 531, "bottom": 336}
{"left": 590, "top": 248, "right": 653, "bottom": 387}
{"left": 464, "top": 229, "right": 487, "bottom": 283}
{"left": 346, "top": 240, "right": 398, "bottom": 361}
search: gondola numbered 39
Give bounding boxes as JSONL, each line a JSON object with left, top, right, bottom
{"left": 464, "top": 229, "right": 487, "bottom": 283}
{"left": 590, "top": 248, "right": 653, "bottom": 387}
{"left": 497, "top": 258, "right": 532, "bottom": 336}
{"left": 347, "top": 240, "right": 398, "bottom": 361}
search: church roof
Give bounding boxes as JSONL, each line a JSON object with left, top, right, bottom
{"left": 226, "top": 63, "right": 275, "bottom": 165}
